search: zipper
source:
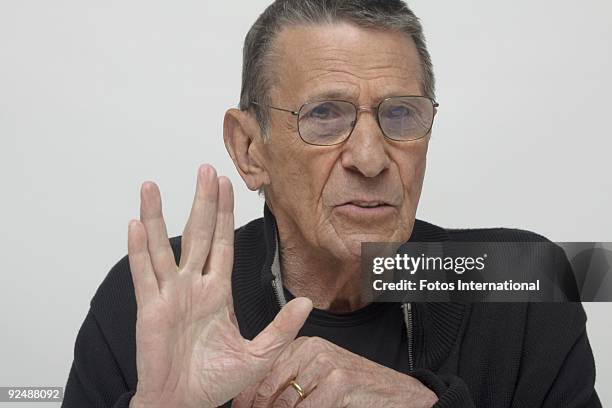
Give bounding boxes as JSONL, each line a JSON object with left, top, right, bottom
{"left": 270, "top": 226, "right": 288, "bottom": 308}
{"left": 402, "top": 303, "right": 414, "bottom": 371}
{"left": 272, "top": 278, "right": 285, "bottom": 307}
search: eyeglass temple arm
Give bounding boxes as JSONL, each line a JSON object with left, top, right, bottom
{"left": 251, "top": 101, "right": 299, "bottom": 116}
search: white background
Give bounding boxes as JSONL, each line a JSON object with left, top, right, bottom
{"left": 1, "top": 0, "right": 610, "bottom": 406}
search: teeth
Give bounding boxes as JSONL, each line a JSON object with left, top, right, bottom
{"left": 358, "top": 202, "right": 381, "bottom": 208}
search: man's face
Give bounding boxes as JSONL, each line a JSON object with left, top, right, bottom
{"left": 260, "top": 22, "right": 431, "bottom": 261}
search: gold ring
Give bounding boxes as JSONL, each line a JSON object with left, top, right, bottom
{"left": 289, "top": 380, "right": 306, "bottom": 400}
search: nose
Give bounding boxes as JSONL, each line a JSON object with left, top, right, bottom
{"left": 340, "top": 110, "right": 391, "bottom": 177}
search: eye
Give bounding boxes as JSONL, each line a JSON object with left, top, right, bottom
{"left": 385, "top": 105, "right": 411, "bottom": 119}
{"left": 307, "top": 102, "right": 340, "bottom": 120}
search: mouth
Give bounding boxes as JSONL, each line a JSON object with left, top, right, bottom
{"left": 334, "top": 200, "right": 396, "bottom": 218}
{"left": 346, "top": 200, "right": 390, "bottom": 208}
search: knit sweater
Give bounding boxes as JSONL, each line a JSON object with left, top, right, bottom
{"left": 62, "top": 205, "right": 601, "bottom": 407}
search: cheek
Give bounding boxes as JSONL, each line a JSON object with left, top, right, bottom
{"left": 395, "top": 142, "right": 429, "bottom": 206}
{"left": 410, "top": 154, "right": 427, "bottom": 196}
{"left": 268, "top": 146, "right": 339, "bottom": 212}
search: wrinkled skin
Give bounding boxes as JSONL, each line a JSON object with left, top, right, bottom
{"left": 128, "top": 165, "right": 312, "bottom": 408}
{"left": 233, "top": 337, "right": 438, "bottom": 408}
{"left": 224, "top": 22, "right": 433, "bottom": 311}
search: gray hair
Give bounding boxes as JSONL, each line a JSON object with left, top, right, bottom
{"left": 239, "top": 0, "right": 436, "bottom": 139}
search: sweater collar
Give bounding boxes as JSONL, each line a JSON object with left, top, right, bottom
{"left": 232, "top": 203, "right": 468, "bottom": 371}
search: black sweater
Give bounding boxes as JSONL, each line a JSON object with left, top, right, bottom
{"left": 63, "top": 206, "right": 601, "bottom": 407}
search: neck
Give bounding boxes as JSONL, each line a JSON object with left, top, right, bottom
{"left": 279, "top": 239, "right": 367, "bottom": 313}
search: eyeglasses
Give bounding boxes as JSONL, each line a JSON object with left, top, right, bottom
{"left": 252, "top": 95, "right": 439, "bottom": 146}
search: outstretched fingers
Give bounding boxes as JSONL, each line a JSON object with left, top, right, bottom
{"left": 140, "top": 182, "right": 177, "bottom": 286}
{"left": 128, "top": 220, "right": 159, "bottom": 306}
{"left": 179, "top": 164, "right": 219, "bottom": 273}
{"left": 204, "top": 176, "right": 235, "bottom": 279}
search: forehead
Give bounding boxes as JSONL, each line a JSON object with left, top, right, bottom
{"left": 271, "top": 22, "right": 423, "bottom": 103}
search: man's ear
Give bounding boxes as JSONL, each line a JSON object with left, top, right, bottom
{"left": 223, "top": 108, "right": 270, "bottom": 191}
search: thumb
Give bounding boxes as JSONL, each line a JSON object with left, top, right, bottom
{"left": 247, "top": 297, "right": 313, "bottom": 362}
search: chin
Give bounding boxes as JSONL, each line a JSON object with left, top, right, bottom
{"left": 336, "top": 231, "right": 399, "bottom": 260}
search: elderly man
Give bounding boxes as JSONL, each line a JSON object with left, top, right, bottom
{"left": 63, "top": 1, "right": 600, "bottom": 407}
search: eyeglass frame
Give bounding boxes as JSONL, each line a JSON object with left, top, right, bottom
{"left": 251, "top": 95, "right": 439, "bottom": 146}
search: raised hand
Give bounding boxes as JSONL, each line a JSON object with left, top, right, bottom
{"left": 127, "top": 164, "right": 312, "bottom": 408}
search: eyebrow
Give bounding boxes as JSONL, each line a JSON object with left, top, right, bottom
{"left": 301, "top": 87, "right": 420, "bottom": 105}
{"left": 303, "top": 88, "right": 359, "bottom": 102}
